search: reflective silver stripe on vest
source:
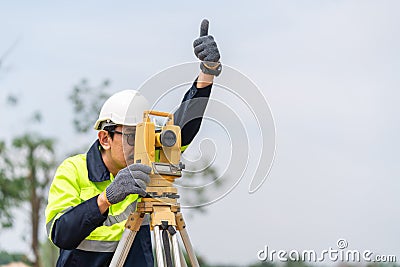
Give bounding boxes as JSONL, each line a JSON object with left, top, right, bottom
{"left": 77, "top": 239, "right": 119, "bottom": 252}
{"left": 46, "top": 219, "right": 54, "bottom": 237}
{"left": 103, "top": 202, "right": 136, "bottom": 226}
{"left": 103, "top": 202, "right": 150, "bottom": 226}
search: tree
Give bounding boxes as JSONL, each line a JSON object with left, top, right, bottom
{"left": 0, "top": 42, "right": 24, "bottom": 228}
{"left": 0, "top": 250, "right": 32, "bottom": 266}
{"left": 0, "top": 92, "right": 56, "bottom": 266}
{"left": 179, "top": 158, "right": 222, "bottom": 214}
{"left": 11, "top": 134, "right": 55, "bottom": 267}
{"left": 69, "top": 78, "right": 111, "bottom": 134}
{"left": 0, "top": 131, "right": 55, "bottom": 267}
{"left": 0, "top": 141, "right": 26, "bottom": 228}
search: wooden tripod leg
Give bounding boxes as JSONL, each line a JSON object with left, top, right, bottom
{"left": 176, "top": 213, "right": 200, "bottom": 267}
{"left": 109, "top": 212, "right": 144, "bottom": 267}
{"left": 178, "top": 245, "right": 188, "bottom": 267}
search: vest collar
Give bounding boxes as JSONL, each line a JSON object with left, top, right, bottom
{"left": 86, "top": 140, "right": 111, "bottom": 182}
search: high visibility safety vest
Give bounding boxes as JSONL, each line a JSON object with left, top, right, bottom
{"left": 45, "top": 82, "right": 210, "bottom": 254}
{"left": 45, "top": 153, "right": 140, "bottom": 252}
{"left": 45, "top": 140, "right": 189, "bottom": 253}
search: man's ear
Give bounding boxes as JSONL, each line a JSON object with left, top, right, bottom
{"left": 98, "top": 130, "right": 111, "bottom": 150}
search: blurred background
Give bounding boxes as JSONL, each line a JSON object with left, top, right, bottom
{"left": 0, "top": 1, "right": 399, "bottom": 266}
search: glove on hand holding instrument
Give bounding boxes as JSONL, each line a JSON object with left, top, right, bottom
{"left": 105, "top": 163, "right": 152, "bottom": 205}
{"left": 193, "top": 19, "right": 222, "bottom": 76}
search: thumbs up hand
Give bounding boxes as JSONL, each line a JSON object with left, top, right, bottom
{"left": 193, "top": 19, "right": 222, "bottom": 76}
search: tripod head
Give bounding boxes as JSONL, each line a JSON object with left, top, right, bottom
{"left": 134, "top": 110, "right": 184, "bottom": 198}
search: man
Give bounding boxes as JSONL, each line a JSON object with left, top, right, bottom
{"left": 45, "top": 19, "right": 221, "bottom": 266}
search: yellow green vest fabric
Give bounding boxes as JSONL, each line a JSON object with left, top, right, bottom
{"left": 45, "top": 154, "right": 139, "bottom": 249}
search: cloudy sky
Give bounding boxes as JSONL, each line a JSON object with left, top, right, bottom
{"left": 1, "top": 1, "right": 399, "bottom": 266}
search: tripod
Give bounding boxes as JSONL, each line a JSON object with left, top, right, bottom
{"left": 110, "top": 110, "right": 200, "bottom": 267}
{"left": 109, "top": 176, "right": 200, "bottom": 267}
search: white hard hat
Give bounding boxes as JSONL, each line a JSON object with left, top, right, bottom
{"left": 94, "top": 90, "right": 149, "bottom": 130}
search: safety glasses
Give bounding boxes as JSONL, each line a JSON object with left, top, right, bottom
{"left": 110, "top": 130, "right": 135, "bottom": 146}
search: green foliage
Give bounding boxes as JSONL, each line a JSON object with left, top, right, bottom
{"left": 0, "top": 93, "right": 56, "bottom": 266}
{"left": 6, "top": 94, "right": 18, "bottom": 106}
{"left": 0, "top": 133, "right": 56, "bottom": 266}
{"left": 180, "top": 159, "right": 223, "bottom": 214}
{"left": 11, "top": 133, "right": 56, "bottom": 198}
{"left": 0, "top": 94, "right": 55, "bottom": 230}
{"left": 0, "top": 141, "right": 26, "bottom": 228}
{"left": 175, "top": 249, "right": 217, "bottom": 267}
{"left": 31, "top": 111, "right": 42, "bottom": 123}
{"left": 249, "top": 261, "right": 276, "bottom": 267}
{"left": 69, "top": 78, "right": 111, "bottom": 133}
{"left": 12, "top": 133, "right": 56, "bottom": 266}
{"left": 0, "top": 250, "right": 32, "bottom": 265}
{"left": 284, "top": 259, "right": 309, "bottom": 267}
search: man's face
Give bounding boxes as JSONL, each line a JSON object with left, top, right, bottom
{"left": 110, "top": 125, "right": 136, "bottom": 169}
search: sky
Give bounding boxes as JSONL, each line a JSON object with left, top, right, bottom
{"left": 1, "top": 1, "right": 400, "bottom": 266}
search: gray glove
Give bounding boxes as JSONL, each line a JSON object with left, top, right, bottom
{"left": 193, "top": 19, "right": 222, "bottom": 76}
{"left": 105, "top": 164, "right": 152, "bottom": 204}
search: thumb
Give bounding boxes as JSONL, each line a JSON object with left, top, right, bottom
{"left": 200, "top": 19, "right": 209, "bottom": 37}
